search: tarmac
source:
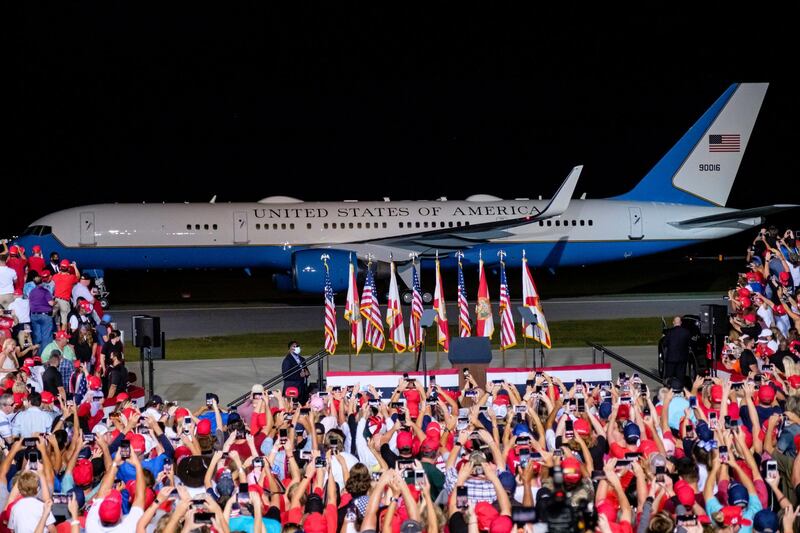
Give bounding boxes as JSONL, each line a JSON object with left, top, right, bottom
{"left": 143, "top": 343, "right": 661, "bottom": 407}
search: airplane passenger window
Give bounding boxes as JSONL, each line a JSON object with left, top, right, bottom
{"left": 204, "top": 224, "right": 209, "bottom": 230}
{"left": 588, "top": 220, "right": 594, "bottom": 226}
{"left": 256, "top": 224, "right": 261, "bottom": 230}
{"left": 357, "top": 223, "right": 362, "bottom": 229}
{"left": 273, "top": 224, "right": 278, "bottom": 230}
{"left": 555, "top": 220, "right": 560, "bottom": 226}
{"left": 186, "top": 224, "right": 191, "bottom": 230}
{"left": 580, "top": 220, "right": 585, "bottom": 226}
{"left": 306, "top": 223, "right": 312, "bottom": 229}
{"left": 423, "top": 222, "right": 428, "bottom": 228}
{"left": 456, "top": 221, "right": 462, "bottom": 227}
{"left": 290, "top": 223, "right": 295, "bottom": 230}
{"left": 416, "top": 222, "right": 421, "bottom": 228}
{"left": 465, "top": 221, "right": 470, "bottom": 226}
{"left": 539, "top": 221, "right": 544, "bottom": 227}
{"left": 546, "top": 221, "right": 551, "bottom": 227}
{"left": 195, "top": 224, "right": 200, "bottom": 230}
{"left": 382, "top": 222, "right": 387, "bottom": 228}
{"left": 365, "top": 222, "right": 370, "bottom": 229}
{"left": 440, "top": 222, "right": 445, "bottom": 228}
{"left": 324, "top": 223, "right": 329, "bottom": 229}
{"left": 349, "top": 223, "right": 354, "bottom": 229}
{"left": 448, "top": 221, "right": 453, "bottom": 227}
{"left": 399, "top": 222, "right": 404, "bottom": 228}
{"left": 213, "top": 224, "right": 218, "bottom": 230}
{"left": 332, "top": 223, "right": 337, "bottom": 229}
{"left": 572, "top": 220, "right": 577, "bottom": 226}
{"left": 281, "top": 224, "right": 286, "bottom": 230}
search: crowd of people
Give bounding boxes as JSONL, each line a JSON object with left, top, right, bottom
{"left": 0, "top": 228, "right": 797, "bottom": 532}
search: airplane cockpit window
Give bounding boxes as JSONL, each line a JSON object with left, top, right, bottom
{"left": 21, "top": 225, "right": 53, "bottom": 236}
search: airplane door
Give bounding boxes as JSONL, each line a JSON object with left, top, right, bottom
{"left": 628, "top": 207, "right": 644, "bottom": 240}
{"left": 79, "top": 212, "right": 96, "bottom": 245}
{"left": 233, "top": 211, "right": 249, "bottom": 243}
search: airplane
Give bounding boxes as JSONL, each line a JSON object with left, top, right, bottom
{"left": 13, "top": 82, "right": 795, "bottom": 306}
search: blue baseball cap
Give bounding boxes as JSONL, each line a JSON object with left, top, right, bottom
{"left": 752, "top": 509, "right": 779, "bottom": 533}
{"left": 695, "top": 421, "right": 714, "bottom": 443}
{"left": 513, "top": 423, "right": 532, "bottom": 436}
{"left": 623, "top": 423, "right": 641, "bottom": 444}
{"left": 598, "top": 401, "right": 613, "bottom": 420}
{"left": 728, "top": 483, "right": 748, "bottom": 506}
{"left": 498, "top": 471, "right": 517, "bottom": 494}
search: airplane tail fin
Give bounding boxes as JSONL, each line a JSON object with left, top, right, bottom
{"left": 615, "top": 83, "right": 768, "bottom": 206}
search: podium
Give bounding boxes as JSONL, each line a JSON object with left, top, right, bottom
{"left": 448, "top": 337, "right": 493, "bottom": 391}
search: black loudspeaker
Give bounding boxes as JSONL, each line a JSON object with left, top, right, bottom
{"left": 700, "top": 304, "right": 728, "bottom": 335}
{"left": 132, "top": 315, "right": 161, "bottom": 348}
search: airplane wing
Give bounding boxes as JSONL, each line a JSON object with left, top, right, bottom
{"left": 669, "top": 204, "right": 798, "bottom": 229}
{"left": 347, "top": 165, "right": 583, "bottom": 255}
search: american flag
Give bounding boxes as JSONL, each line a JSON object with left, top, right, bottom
{"left": 457, "top": 256, "right": 471, "bottom": 337}
{"left": 499, "top": 258, "right": 516, "bottom": 349}
{"left": 360, "top": 264, "right": 385, "bottom": 351}
{"left": 522, "top": 253, "right": 551, "bottom": 348}
{"left": 386, "top": 261, "right": 407, "bottom": 352}
{"left": 344, "top": 258, "right": 364, "bottom": 354}
{"left": 709, "top": 134, "right": 740, "bottom": 152}
{"left": 323, "top": 260, "right": 337, "bottom": 355}
{"left": 407, "top": 263, "right": 423, "bottom": 350}
{"left": 434, "top": 257, "right": 450, "bottom": 352}
{"left": 72, "top": 371, "right": 88, "bottom": 404}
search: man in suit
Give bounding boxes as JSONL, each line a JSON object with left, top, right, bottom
{"left": 664, "top": 316, "right": 692, "bottom": 386}
{"left": 282, "top": 340, "right": 309, "bottom": 403}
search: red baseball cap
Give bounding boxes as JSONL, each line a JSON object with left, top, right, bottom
{"left": 8, "top": 246, "right": 19, "bottom": 255}
{"left": 55, "top": 330, "right": 70, "bottom": 340}
{"left": 758, "top": 385, "right": 776, "bottom": 404}
{"left": 116, "top": 393, "right": 129, "bottom": 403}
{"left": 367, "top": 415, "right": 383, "bottom": 436}
{"left": 574, "top": 418, "right": 591, "bottom": 437}
{"left": 173, "top": 446, "right": 193, "bottom": 464}
{"left": 88, "top": 375, "right": 102, "bottom": 390}
{"left": 128, "top": 434, "right": 146, "bottom": 455}
{"left": 493, "top": 393, "right": 510, "bottom": 407}
{"left": 40, "top": 270, "right": 51, "bottom": 280}
{"left": 788, "top": 375, "right": 800, "bottom": 389}
{"left": 720, "top": 505, "right": 752, "bottom": 526}
{"left": 617, "top": 404, "right": 630, "bottom": 419}
{"left": 779, "top": 271, "right": 791, "bottom": 284}
{"left": 489, "top": 515, "right": 513, "bottom": 533}
{"left": 285, "top": 386, "right": 299, "bottom": 398}
{"left": 743, "top": 313, "right": 757, "bottom": 323}
{"left": 561, "top": 457, "right": 582, "bottom": 483}
{"left": 397, "top": 431, "right": 414, "bottom": 451}
{"left": 637, "top": 439, "right": 658, "bottom": 457}
{"left": 710, "top": 385, "right": 724, "bottom": 403}
{"left": 59, "top": 259, "right": 71, "bottom": 268}
{"left": 475, "top": 501, "right": 499, "bottom": 531}
{"left": 173, "top": 407, "right": 190, "bottom": 420}
{"left": 196, "top": 418, "right": 211, "bottom": 436}
{"left": 425, "top": 421, "right": 442, "bottom": 437}
{"left": 98, "top": 490, "right": 123, "bottom": 525}
{"left": 674, "top": 480, "right": 696, "bottom": 506}
{"left": 40, "top": 391, "right": 54, "bottom": 404}
{"left": 740, "top": 296, "right": 752, "bottom": 308}
{"left": 421, "top": 437, "right": 439, "bottom": 453}
{"left": 73, "top": 458, "right": 94, "bottom": 486}
{"left": 32, "top": 245, "right": 41, "bottom": 253}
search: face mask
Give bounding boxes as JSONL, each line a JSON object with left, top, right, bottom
{"left": 493, "top": 405, "right": 507, "bottom": 419}
{"left": 293, "top": 346, "right": 301, "bottom": 355}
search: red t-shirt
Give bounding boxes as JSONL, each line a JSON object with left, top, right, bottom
{"left": 52, "top": 272, "right": 78, "bottom": 300}
{"left": 28, "top": 256, "right": 46, "bottom": 276}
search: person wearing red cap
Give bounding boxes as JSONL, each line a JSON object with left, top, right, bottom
{"left": 740, "top": 382, "right": 782, "bottom": 432}
{"left": 86, "top": 442, "right": 148, "bottom": 531}
{"left": 6, "top": 245, "right": 27, "bottom": 296}
{"left": 27, "top": 245, "right": 46, "bottom": 279}
{"left": 704, "top": 447, "right": 762, "bottom": 530}
{"left": 51, "top": 259, "right": 79, "bottom": 328}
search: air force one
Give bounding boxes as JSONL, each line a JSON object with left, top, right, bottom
{"left": 13, "top": 83, "right": 796, "bottom": 300}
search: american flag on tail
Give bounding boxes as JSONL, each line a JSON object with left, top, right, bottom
{"left": 360, "top": 263, "right": 385, "bottom": 350}
{"left": 522, "top": 252, "right": 551, "bottom": 348}
{"left": 386, "top": 261, "right": 406, "bottom": 352}
{"left": 344, "top": 257, "right": 364, "bottom": 354}
{"left": 498, "top": 255, "right": 516, "bottom": 349}
{"left": 323, "top": 257, "right": 338, "bottom": 355}
{"left": 407, "top": 262, "right": 423, "bottom": 350}
{"left": 457, "top": 253, "right": 471, "bottom": 337}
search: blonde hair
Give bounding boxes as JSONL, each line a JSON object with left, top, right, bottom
{"left": 17, "top": 471, "right": 39, "bottom": 497}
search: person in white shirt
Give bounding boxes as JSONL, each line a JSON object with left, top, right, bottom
{"left": 8, "top": 470, "right": 56, "bottom": 533}
{"left": 8, "top": 293, "right": 31, "bottom": 346}
{"left": 0, "top": 256, "right": 16, "bottom": 309}
{"left": 0, "top": 392, "right": 15, "bottom": 443}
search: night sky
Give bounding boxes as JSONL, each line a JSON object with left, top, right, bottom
{"left": 9, "top": 5, "right": 797, "bottom": 239}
